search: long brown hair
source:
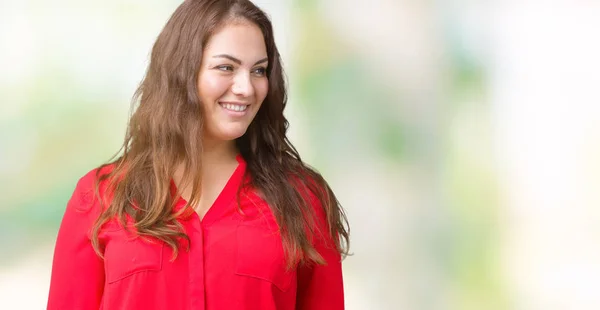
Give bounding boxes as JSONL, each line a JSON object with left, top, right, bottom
{"left": 91, "top": 0, "right": 349, "bottom": 268}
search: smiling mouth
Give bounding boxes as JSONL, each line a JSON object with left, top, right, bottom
{"left": 219, "top": 102, "right": 249, "bottom": 112}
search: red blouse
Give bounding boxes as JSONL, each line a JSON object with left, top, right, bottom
{"left": 47, "top": 155, "right": 344, "bottom": 309}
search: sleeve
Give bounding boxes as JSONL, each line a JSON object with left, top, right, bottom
{"left": 47, "top": 171, "right": 105, "bottom": 309}
{"left": 295, "top": 195, "right": 345, "bottom": 310}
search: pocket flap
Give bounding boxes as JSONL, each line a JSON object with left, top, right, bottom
{"left": 235, "top": 224, "right": 295, "bottom": 291}
{"left": 105, "top": 237, "right": 164, "bottom": 284}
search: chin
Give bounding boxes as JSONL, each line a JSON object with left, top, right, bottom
{"left": 213, "top": 127, "right": 249, "bottom": 141}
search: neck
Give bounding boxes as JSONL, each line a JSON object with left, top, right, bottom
{"left": 171, "top": 138, "right": 240, "bottom": 209}
{"left": 172, "top": 139, "right": 238, "bottom": 197}
{"left": 201, "top": 138, "right": 238, "bottom": 167}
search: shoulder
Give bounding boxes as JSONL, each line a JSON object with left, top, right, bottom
{"left": 69, "top": 163, "right": 116, "bottom": 212}
{"left": 289, "top": 167, "right": 328, "bottom": 206}
{"left": 286, "top": 167, "right": 332, "bottom": 227}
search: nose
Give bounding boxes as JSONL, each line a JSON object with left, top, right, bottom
{"left": 231, "top": 72, "right": 254, "bottom": 97}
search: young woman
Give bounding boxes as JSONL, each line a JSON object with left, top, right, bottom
{"left": 47, "top": 0, "right": 349, "bottom": 309}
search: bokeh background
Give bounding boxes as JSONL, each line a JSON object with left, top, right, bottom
{"left": 1, "top": 0, "right": 600, "bottom": 309}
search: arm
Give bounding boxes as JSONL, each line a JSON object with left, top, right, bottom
{"left": 296, "top": 191, "right": 345, "bottom": 310}
{"left": 47, "top": 171, "right": 105, "bottom": 309}
{"left": 296, "top": 238, "right": 345, "bottom": 310}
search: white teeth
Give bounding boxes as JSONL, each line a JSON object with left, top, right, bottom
{"left": 221, "top": 103, "right": 248, "bottom": 112}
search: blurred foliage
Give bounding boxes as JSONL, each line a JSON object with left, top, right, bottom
{"left": 293, "top": 2, "right": 505, "bottom": 309}
{"left": 294, "top": 6, "right": 407, "bottom": 168}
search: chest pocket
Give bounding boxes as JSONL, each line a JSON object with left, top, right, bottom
{"left": 104, "top": 234, "right": 164, "bottom": 284}
{"left": 235, "top": 223, "right": 295, "bottom": 292}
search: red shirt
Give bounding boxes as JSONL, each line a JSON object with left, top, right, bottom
{"left": 47, "top": 155, "right": 344, "bottom": 309}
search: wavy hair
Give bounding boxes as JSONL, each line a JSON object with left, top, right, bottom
{"left": 91, "top": 0, "right": 349, "bottom": 268}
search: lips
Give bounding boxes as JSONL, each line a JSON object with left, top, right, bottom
{"left": 218, "top": 101, "right": 251, "bottom": 116}
{"left": 219, "top": 102, "right": 248, "bottom": 112}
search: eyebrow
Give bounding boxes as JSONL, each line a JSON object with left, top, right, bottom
{"left": 212, "top": 54, "right": 268, "bottom": 66}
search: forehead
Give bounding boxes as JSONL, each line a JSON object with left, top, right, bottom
{"left": 204, "top": 22, "right": 267, "bottom": 60}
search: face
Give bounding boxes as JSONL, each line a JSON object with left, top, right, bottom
{"left": 197, "top": 21, "right": 269, "bottom": 144}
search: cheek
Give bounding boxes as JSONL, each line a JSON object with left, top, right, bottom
{"left": 199, "top": 73, "right": 231, "bottom": 101}
{"left": 255, "top": 79, "right": 269, "bottom": 101}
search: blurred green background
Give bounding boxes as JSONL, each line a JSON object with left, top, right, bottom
{"left": 1, "top": 1, "right": 600, "bottom": 309}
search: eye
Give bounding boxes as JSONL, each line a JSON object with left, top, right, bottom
{"left": 216, "top": 65, "right": 234, "bottom": 72}
{"left": 252, "top": 67, "right": 267, "bottom": 77}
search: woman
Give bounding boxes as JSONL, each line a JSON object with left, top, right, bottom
{"left": 47, "top": 0, "right": 349, "bottom": 309}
